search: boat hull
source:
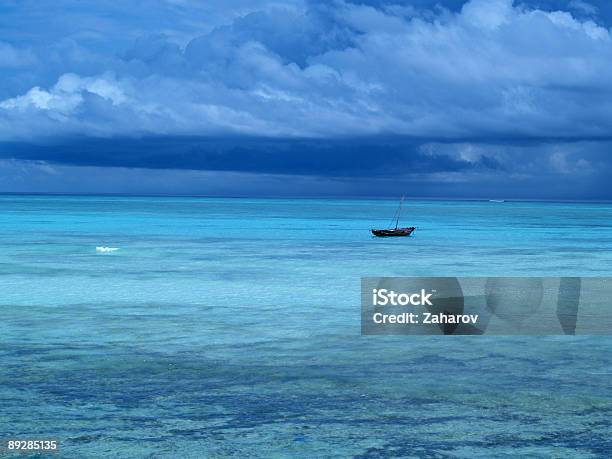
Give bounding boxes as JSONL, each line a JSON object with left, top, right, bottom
{"left": 371, "top": 227, "right": 415, "bottom": 237}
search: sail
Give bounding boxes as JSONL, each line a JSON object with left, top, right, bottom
{"left": 395, "top": 196, "right": 404, "bottom": 229}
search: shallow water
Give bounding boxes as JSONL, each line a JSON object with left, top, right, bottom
{"left": 1, "top": 196, "right": 611, "bottom": 457}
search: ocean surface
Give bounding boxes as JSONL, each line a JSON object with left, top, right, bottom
{"left": 1, "top": 195, "right": 611, "bottom": 458}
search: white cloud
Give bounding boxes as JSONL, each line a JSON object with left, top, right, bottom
{"left": 460, "top": 0, "right": 513, "bottom": 29}
{"left": 0, "top": 73, "right": 126, "bottom": 114}
{"left": 549, "top": 151, "right": 593, "bottom": 174}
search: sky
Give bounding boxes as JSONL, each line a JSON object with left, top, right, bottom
{"left": 1, "top": 0, "right": 612, "bottom": 198}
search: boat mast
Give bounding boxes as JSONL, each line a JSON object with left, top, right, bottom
{"left": 395, "top": 196, "right": 404, "bottom": 229}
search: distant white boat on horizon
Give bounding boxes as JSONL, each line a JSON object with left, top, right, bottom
{"left": 489, "top": 199, "right": 505, "bottom": 203}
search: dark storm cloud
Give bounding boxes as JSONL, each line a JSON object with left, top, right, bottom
{"left": 1, "top": 136, "right": 504, "bottom": 176}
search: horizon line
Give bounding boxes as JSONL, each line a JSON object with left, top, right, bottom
{"left": 0, "top": 192, "right": 611, "bottom": 204}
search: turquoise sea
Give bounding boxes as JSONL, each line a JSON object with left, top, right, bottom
{"left": 1, "top": 195, "right": 611, "bottom": 458}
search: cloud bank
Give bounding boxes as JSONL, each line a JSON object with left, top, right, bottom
{"left": 0, "top": 0, "right": 611, "bottom": 198}
{"left": 2, "top": 0, "right": 612, "bottom": 140}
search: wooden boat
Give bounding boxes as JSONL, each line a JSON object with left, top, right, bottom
{"left": 371, "top": 227, "right": 415, "bottom": 237}
{"left": 371, "top": 197, "right": 415, "bottom": 237}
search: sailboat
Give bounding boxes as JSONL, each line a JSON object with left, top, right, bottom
{"left": 371, "top": 197, "right": 416, "bottom": 237}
